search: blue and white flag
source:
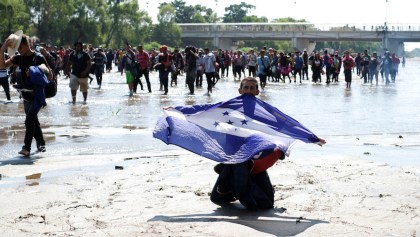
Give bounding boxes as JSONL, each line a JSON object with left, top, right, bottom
{"left": 153, "top": 95, "right": 322, "bottom": 163}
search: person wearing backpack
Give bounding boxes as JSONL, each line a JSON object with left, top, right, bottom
{"left": 0, "top": 31, "right": 54, "bottom": 156}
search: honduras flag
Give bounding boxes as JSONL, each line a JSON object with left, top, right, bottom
{"left": 153, "top": 95, "right": 322, "bottom": 163}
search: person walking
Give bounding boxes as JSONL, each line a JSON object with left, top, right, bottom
{"left": 93, "top": 48, "right": 106, "bottom": 89}
{"left": 202, "top": 48, "right": 216, "bottom": 95}
{"left": 342, "top": 50, "right": 356, "bottom": 88}
{"left": 302, "top": 49, "right": 309, "bottom": 80}
{"left": 121, "top": 44, "right": 137, "bottom": 97}
{"left": 0, "top": 70, "right": 11, "bottom": 102}
{"left": 1, "top": 31, "right": 54, "bottom": 156}
{"left": 156, "top": 45, "right": 172, "bottom": 95}
{"left": 257, "top": 49, "right": 270, "bottom": 91}
{"left": 135, "top": 45, "right": 151, "bottom": 93}
{"left": 184, "top": 46, "right": 198, "bottom": 95}
{"left": 65, "top": 41, "right": 91, "bottom": 104}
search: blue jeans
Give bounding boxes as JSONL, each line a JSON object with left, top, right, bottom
{"left": 186, "top": 69, "right": 196, "bottom": 94}
{"left": 159, "top": 69, "right": 170, "bottom": 94}
{"left": 0, "top": 76, "right": 11, "bottom": 100}
{"left": 23, "top": 100, "right": 45, "bottom": 152}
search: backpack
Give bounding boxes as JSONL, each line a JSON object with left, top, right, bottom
{"left": 44, "top": 73, "right": 57, "bottom": 98}
{"left": 30, "top": 52, "right": 57, "bottom": 98}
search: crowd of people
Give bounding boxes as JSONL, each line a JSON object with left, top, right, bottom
{"left": 1, "top": 42, "right": 404, "bottom": 103}
{"left": 0, "top": 32, "right": 401, "bottom": 212}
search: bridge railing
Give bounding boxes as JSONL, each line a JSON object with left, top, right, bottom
{"left": 178, "top": 23, "right": 420, "bottom": 32}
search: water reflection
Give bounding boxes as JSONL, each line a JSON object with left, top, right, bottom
{"left": 259, "top": 92, "right": 271, "bottom": 101}
{"left": 70, "top": 105, "right": 89, "bottom": 117}
{"left": 0, "top": 61, "right": 419, "bottom": 162}
{"left": 25, "top": 173, "right": 42, "bottom": 186}
{"left": 344, "top": 88, "right": 352, "bottom": 98}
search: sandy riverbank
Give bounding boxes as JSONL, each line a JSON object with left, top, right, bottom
{"left": 1, "top": 60, "right": 420, "bottom": 237}
{"left": 0, "top": 137, "right": 418, "bottom": 237}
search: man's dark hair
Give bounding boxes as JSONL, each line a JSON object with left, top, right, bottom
{"left": 185, "top": 45, "right": 196, "bottom": 54}
{"left": 21, "top": 34, "right": 28, "bottom": 45}
{"left": 240, "top": 77, "right": 258, "bottom": 89}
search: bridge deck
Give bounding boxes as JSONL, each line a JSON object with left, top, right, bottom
{"left": 179, "top": 23, "right": 420, "bottom": 42}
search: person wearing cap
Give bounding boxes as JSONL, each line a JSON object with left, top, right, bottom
{"left": 0, "top": 31, "right": 53, "bottom": 156}
{"left": 65, "top": 41, "right": 92, "bottom": 103}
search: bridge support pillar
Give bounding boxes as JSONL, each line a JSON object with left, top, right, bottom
{"left": 292, "top": 38, "right": 311, "bottom": 52}
{"left": 213, "top": 37, "right": 236, "bottom": 50}
{"left": 382, "top": 38, "right": 405, "bottom": 56}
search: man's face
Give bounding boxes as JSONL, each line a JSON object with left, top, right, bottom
{"left": 18, "top": 43, "right": 23, "bottom": 53}
{"left": 75, "top": 44, "right": 82, "bottom": 52}
{"left": 239, "top": 80, "right": 259, "bottom": 96}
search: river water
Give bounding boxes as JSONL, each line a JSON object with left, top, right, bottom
{"left": 0, "top": 60, "right": 419, "bottom": 167}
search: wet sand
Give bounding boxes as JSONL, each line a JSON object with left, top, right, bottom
{"left": 0, "top": 63, "right": 419, "bottom": 236}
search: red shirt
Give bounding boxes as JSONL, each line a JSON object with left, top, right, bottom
{"left": 250, "top": 148, "right": 282, "bottom": 174}
{"left": 342, "top": 56, "right": 355, "bottom": 71}
{"left": 136, "top": 51, "right": 150, "bottom": 70}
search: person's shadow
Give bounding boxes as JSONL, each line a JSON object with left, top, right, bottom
{"left": 148, "top": 203, "right": 328, "bottom": 236}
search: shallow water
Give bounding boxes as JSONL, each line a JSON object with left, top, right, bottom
{"left": 0, "top": 60, "right": 419, "bottom": 166}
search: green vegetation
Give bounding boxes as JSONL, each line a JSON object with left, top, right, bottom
{"left": 0, "top": 0, "right": 416, "bottom": 53}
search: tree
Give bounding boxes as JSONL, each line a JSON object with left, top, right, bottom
{"left": 103, "top": 0, "right": 152, "bottom": 48}
{"left": 0, "top": 0, "right": 29, "bottom": 38}
{"left": 24, "top": 0, "right": 78, "bottom": 45}
{"left": 271, "top": 17, "right": 306, "bottom": 23}
{"left": 223, "top": 2, "right": 255, "bottom": 23}
{"left": 153, "top": 4, "right": 181, "bottom": 46}
{"left": 167, "top": 0, "right": 218, "bottom": 23}
{"left": 242, "top": 15, "right": 268, "bottom": 23}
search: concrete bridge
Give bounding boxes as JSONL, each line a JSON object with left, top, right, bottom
{"left": 179, "top": 23, "right": 420, "bottom": 55}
